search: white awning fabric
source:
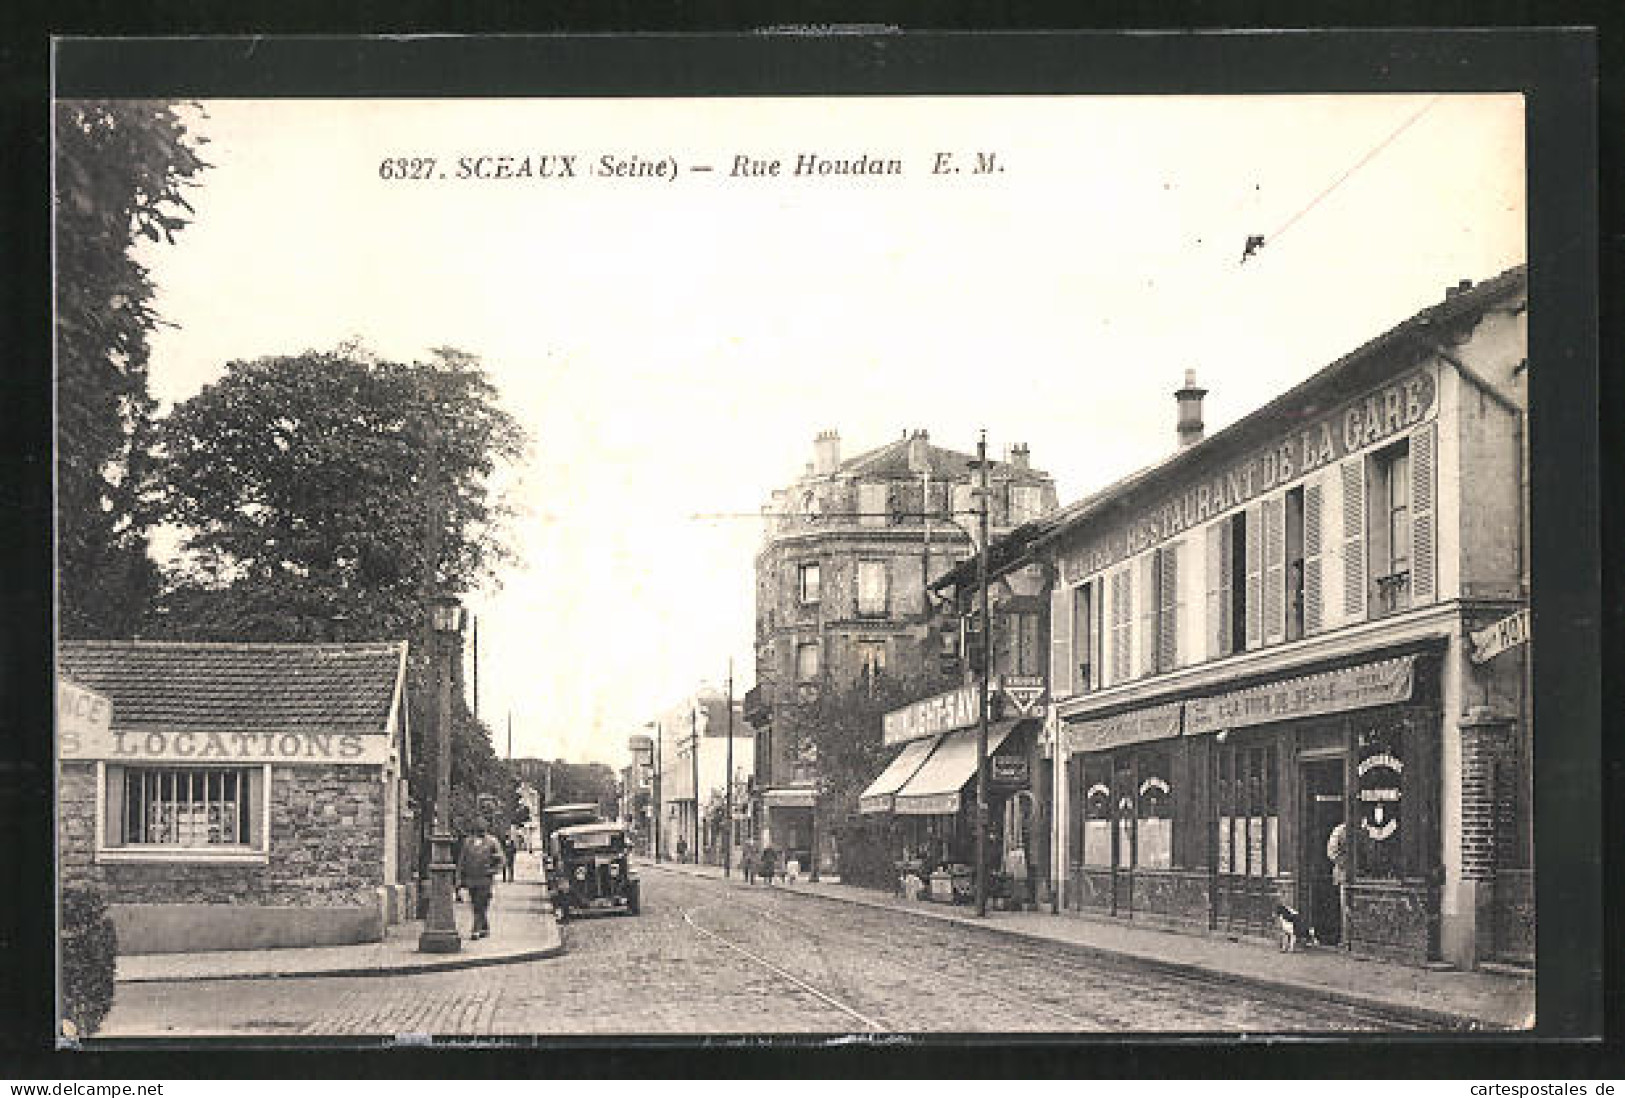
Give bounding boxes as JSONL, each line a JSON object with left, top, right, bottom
{"left": 893, "top": 721, "right": 1016, "bottom": 816}
{"left": 858, "top": 736, "right": 941, "bottom": 815}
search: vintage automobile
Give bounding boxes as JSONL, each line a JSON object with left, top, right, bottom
{"left": 539, "top": 803, "right": 603, "bottom": 877}
{"left": 548, "top": 821, "right": 640, "bottom": 920}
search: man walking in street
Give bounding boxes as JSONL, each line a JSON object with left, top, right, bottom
{"left": 458, "top": 818, "right": 505, "bottom": 940}
{"left": 501, "top": 831, "right": 518, "bottom": 883}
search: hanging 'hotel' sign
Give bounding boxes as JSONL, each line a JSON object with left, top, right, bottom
{"left": 883, "top": 684, "right": 980, "bottom": 746}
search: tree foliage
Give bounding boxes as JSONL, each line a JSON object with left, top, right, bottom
{"left": 152, "top": 344, "right": 526, "bottom": 847}
{"left": 154, "top": 346, "right": 523, "bottom": 642}
{"left": 55, "top": 100, "right": 207, "bottom": 637}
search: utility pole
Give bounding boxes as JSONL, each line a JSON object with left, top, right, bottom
{"left": 690, "top": 704, "right": 701, "bottom": 863}
{"left": 506, "top": 711, "right": 512, "bottom": 760}
{"left": 975, "top": 429, "right": 992, "bottom": 919}
{"left": 653, "top": 721, "right": 663, "bottom": 862}
{"left": 472, "top": 614, "right": 480, "bottom": 723}
{"left": 725, "top": 659, "right": 734, "bottom": 878}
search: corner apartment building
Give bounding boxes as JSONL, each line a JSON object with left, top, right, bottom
{"left": 745, "top": 429, "right": 1058, "bottom": 873}
{"left": 1033, "top": 268, "right": 1530, "bottom": 970}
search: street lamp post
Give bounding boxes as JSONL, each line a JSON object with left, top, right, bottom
{"left": 418, "top": 593, "right": 463, "bottom": 953}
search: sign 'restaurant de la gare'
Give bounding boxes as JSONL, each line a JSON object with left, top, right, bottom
{"left": 59, "top": 724, "right": 392, "bottom": 766}
{"left": 1184, "top": 656, "right": 1415, "bottom": 736}
{"left": 884, "top": 684, "right": 980, "bottom": 746}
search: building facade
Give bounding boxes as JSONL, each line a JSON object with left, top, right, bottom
{"left": 57, "top": 640, "right": 414, "bottom": 954}
{"left": 653, "top": 689, "right": 753, "bottom": 865}
{"left": 1034, "top": 269, "right": 1530, "bottom": 969}
{"left": 746, "top": 429, "right": 1058, "bottom": 873}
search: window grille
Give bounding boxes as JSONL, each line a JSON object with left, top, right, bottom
{"left": 122, "top": 767, "right": 252, "bottom": 847}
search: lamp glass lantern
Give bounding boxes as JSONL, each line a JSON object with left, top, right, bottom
{"left": 430, "top": 595, "right": 462, "bottom": 634}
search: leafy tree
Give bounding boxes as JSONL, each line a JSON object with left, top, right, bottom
{"left": 153, "top": 344, "right": 525, "bottom": 853}
{"left": 777, "top": 665, "right": 959, "bottom": 873}
{"left": 55, "top": 100, "right": 207, "bottom": 637}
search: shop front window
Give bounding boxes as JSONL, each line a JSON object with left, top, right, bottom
{"left": 1081, "top": 759, "right": 1112, "bottom": 867}
{"left": 1135, "top": 749, "right": 1173, "bottom": 869}
{"left": 1357, "top": 726, "right": 1405, "bottom": 879}
{"left": 1217, "top": 743, "right": 1277, "bottom": 877}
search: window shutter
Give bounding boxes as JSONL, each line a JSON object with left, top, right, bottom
{"left": 1158, "top": 543, "right": 1179, "bottom": 672}
{"left": 1341, "top": 457, "right": 1367, "bottom": 619}
{"left": 1410, "top": 422, "right": 1437, "bottom": 604}
{"left": 1206, "top": 522, "right": 1230, "bottom": 659}
{"left": 1050, "top": 584, "right": 1073, "bottom": 698}
{"left": 1303, "top": 478, "right": 1325, "bottom": 634}
{"left": 858, "top": 483, "right": 887, "bottom": 528}
{"left": 1137, "top": 554, "right": 1157, "bottom": 678}
{"left": 1244, "top": 505, "right": 1263, "bottom": 649}
{"left": 1263, "top": 495, "right": 1286, "bottom": 645}
{"left": 1111, "top": 568, "right": 1131, "bottom": 683}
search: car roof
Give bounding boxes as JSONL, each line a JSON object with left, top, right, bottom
{"left": 542, "top": 803, "right": 601, "bottom": 816}
{"left": 556, "top": 822, "right": 627, "bottom": 839}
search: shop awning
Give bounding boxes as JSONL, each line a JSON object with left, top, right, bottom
{"left": 858, "top": 736, "right": 941, "bottom": 814}
{"left": 761, "top": 786, "right": 816, "bottom": 809}
{"left": 893, "top": 721, "right": 1016, "bottom": 816}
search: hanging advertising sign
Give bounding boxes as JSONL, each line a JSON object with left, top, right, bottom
{"left": 999, "top": 674, "right": 1047, "bottom": 717}
{"left": 991, "top": 756, "right": 1030, "bottom": 789}
{"left": 1469, "top": 608, "right": 1530, "bottom": 665}
{"left": 1357, "top": 747, "right": 1405, "bottom": 842}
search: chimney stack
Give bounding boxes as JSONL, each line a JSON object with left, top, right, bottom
{"left": 1444, "top": 277, "right": 1475, "bottom": 299}
{"left": 907, "top": 429, "right": 931, "bottom": 473}
{"left": 1175, "top": 369, "right": 1207, "bottom": 449}
{"left": 813, "top": 429, "right": 841, "bottom": 474}
{"left": 1008, "top": 443, "right": 1031, "bottom": 470}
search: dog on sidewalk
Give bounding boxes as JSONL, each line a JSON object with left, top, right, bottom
{"left": 1273, "top": 902, "right": 1319, "bottom": 952}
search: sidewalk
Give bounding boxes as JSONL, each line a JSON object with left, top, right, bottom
{"left": 647, "top": 859, "right": 1532, "bottom": 1031}
{"left": 115, "top": 875, "right": 562, "bottom": 984}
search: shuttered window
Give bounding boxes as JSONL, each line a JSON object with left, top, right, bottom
{"left": 1137, "top": 554, "right": 1158, "bottom": 678}
{"left": 1109, "top": 567, "right": 1132, "bottom": 684}
{"left": 1285, "top": 488, "right": 1305, "bottom": 642}
{"left": 1244, "top": 503, "right": 1264, "bottom": 649}
{"left": 106, "top": 765, "right": 265, "bottom": 851}
{"left": 1206, "top": 521, "right": 1231, "bottom": 660}
{"left": 856, "top": 560, "right": 888, "bottom": 616}
{"left": 1341, "top": 457, "right": 1367, "bottom": 619}
{"left": 1049, "top": 583, "right": 1074, "bottom": 698}
{"left": 1303, "top": 478, "right": 1325, "bottom": 635}
{"left": 1156, "top": 543, "right": 1180, "bottom": 673}
{"left": 1367, "top": 441, "right": 1412, "bottom": 616}
{"left": 858, "top": 483, "right": 888, "bottom": 528}
{"left": 1410, "top": 422, "right": 1438, "bottom": 604}
{"left": 1263, "top": 495, "right": 1286, "bottom": 645}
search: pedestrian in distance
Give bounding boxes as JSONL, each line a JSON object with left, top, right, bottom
{"left": 758, "top": 843, "right": 777, "bottom": 886}
{"left": 676, "top": 836, "right": 688, "bottom": 864}
{"left": 458, "top": 817, "right": 506, "bottom": 940}
{"left": 741, "top": 839, "right": 759, "bottom": 885}
{"left": 501, "top": 832, "right": 518, "bottom": 883}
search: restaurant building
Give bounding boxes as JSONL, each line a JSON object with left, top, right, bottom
{"left": 57, "top": 640, "right": 414, "bottom": 954}
{"left": 1036, "top": 268, "right": 1530, "bottom": 970}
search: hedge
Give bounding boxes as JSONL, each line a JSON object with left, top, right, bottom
{"left": 60, "top": 886, "right": 117, "bottom": 1037}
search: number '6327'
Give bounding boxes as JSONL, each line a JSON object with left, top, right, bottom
{"left": 379, "top": 157, "right": 437, "bottom": 180}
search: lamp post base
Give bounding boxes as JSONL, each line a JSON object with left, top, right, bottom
{"left": 416, "top": 831, "right": 461, "bottom": 954}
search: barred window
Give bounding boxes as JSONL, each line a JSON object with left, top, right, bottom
{"left": 106, "top": 765, "right": 264, "bottom": 850}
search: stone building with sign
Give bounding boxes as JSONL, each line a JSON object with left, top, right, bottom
{"left": 57, "top": 640, "right": 414, "bottom": 954}
{"left": 652, "top": 688, "right": 752, "bottom": 866}
{"left": 745, "top": 429, "right": 1058, "bottom": 875}
{"left": 1028, "top": 267, "right": 1530, "bottom": 970}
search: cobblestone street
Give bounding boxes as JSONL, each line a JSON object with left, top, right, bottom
{"left": 102, "top": 866, "right": 1434, "bottom": 1038}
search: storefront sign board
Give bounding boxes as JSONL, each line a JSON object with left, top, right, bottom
{"left": 1000, "top": 674, "right": 1047, "bottom": 717}
{"left": 991, "top": 756, "right": 1030, "bottom": 788}
{"left": 1064, "top": 702, "right": 1183, "bottom": 755}
{"left": 58, "top": 725, "right": 392, "bottom": 766}
{"left": 57, "top": 679, "right": 112, "bottom": 754}
{"left": 884, "top": 684, "right": 980, "bottom": 746}
{"left": 1469, "top": 608, "right": 1530, "bottom": 665}
{"left": 1184, "top": 656, "right": 1415, "bottom": 736}
{"left": 1062, "top": 368, "right": 1437, "bottom": 584}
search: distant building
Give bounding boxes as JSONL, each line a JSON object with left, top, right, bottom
{"left": 653, "top": 689, "right": 753, "bottom": 866}
{"left": 746, "top": 429, "right": 1059, "bottom": 873}
{"left": 57, "top": 640, "right": 414, "bottom": 954}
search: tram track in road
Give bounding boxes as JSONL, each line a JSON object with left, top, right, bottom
{"left": 653, "top": 866, "right": 1438, "bottom": 1032}
{"left": 679, "top": 903, "right": 888, "bottom": 1032}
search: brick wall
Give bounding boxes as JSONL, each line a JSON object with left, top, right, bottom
{"left": 58, "top": 761, "right": 387, "bottom": 907}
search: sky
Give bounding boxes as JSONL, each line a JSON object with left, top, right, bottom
{"left": 127, "top": 94, "right": 1525, "bottom": 767}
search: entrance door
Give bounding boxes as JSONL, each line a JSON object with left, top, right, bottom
{"left": 1110, "top": 756, "right": 1136, "bottom": 916}
{"left": 1301, "top": 757, "right": 1346, "bottom": 946}
{"left": 1213, "top": 742, "right": 1279, "bottom": 937}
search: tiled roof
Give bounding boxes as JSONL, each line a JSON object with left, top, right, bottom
{"left": 57, "top": 640, "right": 407, "bottom": 735}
